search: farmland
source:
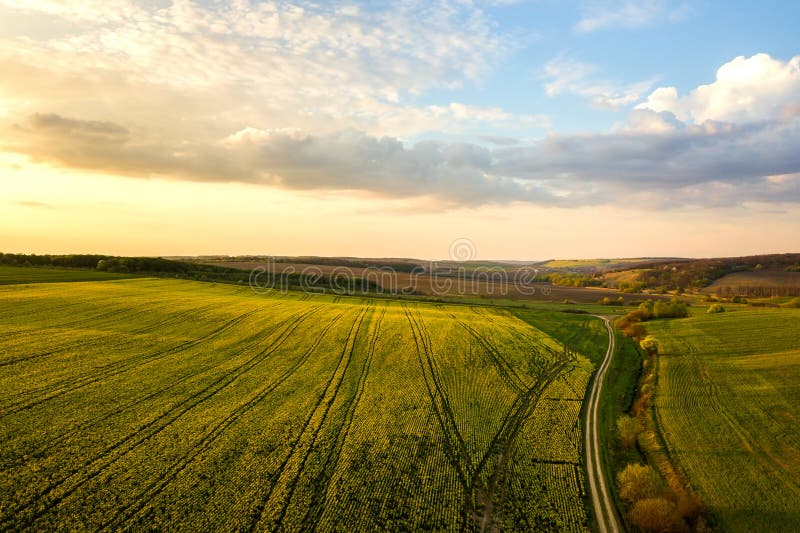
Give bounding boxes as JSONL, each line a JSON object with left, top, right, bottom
{"left": 0, "top": 278, "right": 597, "bottom": 531}
{"left": 705, "top": 270, "right": 800, "bottom": 297}
{"left": 646, "top": 309, "right": 800, "bottom": 531}
{"left": 0, "top": 266, "right": 134, "bottom": 285}
{"left": 200, "top": 258, "right": 656, "bottom": 303}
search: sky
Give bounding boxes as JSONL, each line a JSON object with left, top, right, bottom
{"left": 1, "top": 0, "right": 799, "bottom": 260}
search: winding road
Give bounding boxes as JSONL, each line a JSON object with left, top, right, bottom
{"left": 585, "top": 316, "right": 623, "bottom": 533}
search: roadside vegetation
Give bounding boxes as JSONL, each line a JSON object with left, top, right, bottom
{"left": 608, "top": 299, "right": 711, "bottom": 532}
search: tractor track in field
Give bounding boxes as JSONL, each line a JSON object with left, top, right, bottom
{"left": 270, "top": 306, "right": 370, "bottom": 530}
{"left": 98, "top": 308, "right": 350, "bottom": 531}
{"left": 414, "top": 308, "right": 473, "bottom": 477}
{"left": 406, "top": 306, "right": 578, "bottom": 532}
{"left": 471, "top": 355, "right": 575, "bottom": 533}
{"left": 22, "top": 308, "right": 299, "bottom": 459}
{"left": 247, "top": 305, "right": 369, "bottom": 532}
{"left": 0, "top": 300, "right": 210, "bottom": 370}
{"left": 452, "top": 318, "right": 528, "bottom": 395}
{"left": 403, "top": 305, "right": 473, "bottom": 492}
{"left": 0, "top": 299, "right": 255, "bottom": 370}
{"left": 0, "top": 296, "right": 132, "bottom": 336}
{"left": 0, "top": 304, "right": 291, "bottom": 418}
{"left": 1, "top": 305, "right": 324, "bottom": 531}
{"left": 0, "top": 299, "right": 87, "bottom": 326}
{"left": 300, "top": 304, "right": 388, "bottom": 530}
{"left": 0, "top": 308, "right": 271, "bottom": 418}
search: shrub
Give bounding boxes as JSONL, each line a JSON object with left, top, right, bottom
{"left": 624, "top": 323, "right": 646, "bottom": 340}
{"left": 638, "top": 300, "right": 655, "bottom": 319}
{"left": 653, "top": 298, "right": 689, "bottom": 318}
{"left": 640, "top": 335, "right": 659, "bottom": 355}
{"left": 617, "top": 463, "right": 663, "bottom": 504}
{"left": 707, "top": 304, "right": 725, "bottom": 314}
{"left": 629, "top": 497, "right": 681, "bottom": 532}
{"left": 616, "top": 415, "right": 641, "bottom": 449}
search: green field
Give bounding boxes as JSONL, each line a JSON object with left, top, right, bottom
{"left": 646, "top": 309, "right": 800, "bottom": 531}
{"left": 0, "top": 266, "right": 135, "bottom": 285}
{"left": 540, "top": 259, "right": 655, "bottom": 270}
{"left": 0, "top": 279, "right": 596, "bottom": 531}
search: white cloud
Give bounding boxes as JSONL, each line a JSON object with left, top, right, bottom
{"left": 638, "top": 53, "right": 800, "bottom": 123}
{"left": 543, "top": 56, "right": 654, "bottom": 109}
{"left": 621, "top": 108, "right": 683, "bottom": 133}
{"left": 0, "top": 0, "right": 529, "bottom": 137}
{"left": 575, "top": 0, "right": 689, "bottom": 33}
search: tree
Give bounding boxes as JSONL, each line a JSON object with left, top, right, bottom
{"left": 617, "top": 463, "right": 663, "bottom": 504}
{"left": 624, "top": 323, "right": 646, "bottom": 340}
{"left": 638, "top": 300, "right": 655, "bottom": 319}
{"left": 616, "top": 415, "right": 640, "bottom": 449}
{"left": 640, "top": 335, "right": 659, "bottom": 355}
{"left": 707, "top": 304, "right": 725, "bottom": 314}
{"left": 629, "top": 497, "right": 681, "bottom": 532}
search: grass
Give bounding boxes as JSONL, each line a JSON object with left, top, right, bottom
{"left": 0, "top": 278, "right": 599, "bottom": 531}
{"left": 597, "top": 334, "right": 642, "bottom": 521}
{"left": 645, "top": 308, "right": 800, "bottom": 532}
{"left": 512, "top": 308, "right": 608, "bottom": 365}
{"left": 0, "top": 265, "right": 136, "bottom": 284}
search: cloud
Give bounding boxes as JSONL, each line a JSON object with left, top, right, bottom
{"left": 26, "top": 113, "right": 129, "bottom": 140}
{"left": 0, "top": 0, "right": 527, "bottom": 138}
{"left": 638, "top": 53, "right": 800, "bottom": 123}
{"left": 11, "top": 108, "right": 800, "bottom": 209}
{"left": 543, "top": 56, "right": 654, "bottom": 109}
{"left": 1, "top": 1, "right": 797, "bottom": 215}
{"left": 621, "top": 108, "right": 683, "bottom": 133}
{"left": 15, "top": 200, "right": 55, "bottom": 209}
{"left": 9, "top": 114, "right": 554, "bottom": 206}
{"left": 575, "top": 0, "right": 690, "bottom": 33}
{"left": 477, "top": 135, "right": 521, "bottom": 146}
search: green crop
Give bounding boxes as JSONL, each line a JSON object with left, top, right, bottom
{"left": 0, "top": 279, "right": 596, "bottom": 531}
{"left": 646, "top": 308, "right": 800, "bottom": 532}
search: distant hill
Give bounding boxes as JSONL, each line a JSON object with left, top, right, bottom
{"left": 538, "top": 258, "right": 681, "bottom": 273}
{"left": 603, "top": 253, "right": 800, "bottom": 293}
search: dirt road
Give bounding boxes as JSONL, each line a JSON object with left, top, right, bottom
{"left": 585, "top": 316, "right": 623, "bottom": 533}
